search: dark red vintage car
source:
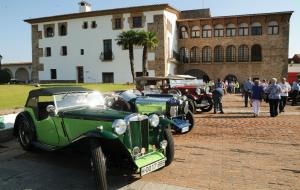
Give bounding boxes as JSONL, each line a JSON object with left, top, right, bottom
{"left": 135, "top": 75, "right": 213, "bottom": 113}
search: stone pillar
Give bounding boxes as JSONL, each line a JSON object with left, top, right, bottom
{"left": 31, "top": 25, "right": 40, "bottom": 83}
{"left": 148, "top": 14, "right": 167, "bottom": 76}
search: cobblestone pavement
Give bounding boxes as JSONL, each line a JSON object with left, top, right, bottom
{"left": 0, "top": 94, "right": 300, "bottom": 190}
{"left": 143, "top": 94, "right": 300, "bottom": 190}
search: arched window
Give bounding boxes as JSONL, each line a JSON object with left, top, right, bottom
{"left": 226, "top": 24, "right": 236, "bottom": 37}
{"left": 59, "top": 24, "right": 67, "bottom": 36}
{"left": 238, "top": 23, "right": 248, "bottom": 36}
{"left": 179, "top": 47, "right": 189, "bottom": 63}
{"left": 238, "top": 45, "right": 249, "bottom": 62}
{"left": 202, "top": 46, "right": 212, "bottom": 62}
{"left": 202, "top": 25, "right": 212, "bottom": 38}
{"left": 214, "top": 24, "right": 224, "bottom": 37}
{"left": 251, "top": 22, "right": 262, "bottom": 36}
{"left": 191, "top": 26, "right": 201, "bottom": 38}
{"left": 251, "top": 44, "right": 262, "bottom": 61}
{"left": 180, "top": 26, "right": 189, "bottom": 39}
{"left": 190, "top": 46, "right": 201, "bottom": 63}
{"left": 268, "top": 21, "right": 279, "bottom": 35}
{"left": 226, "top": 45, "right": 236, "bottom": 62}
{"left": 46, "top": 27, "right": 54, "bottom": 37}
{"left": 214, "top": 46, "right": 224, "bottom": 62}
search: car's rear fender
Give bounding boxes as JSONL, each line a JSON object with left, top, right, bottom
{"left": 13, "top": 111, "right": 36, "bottom": 137}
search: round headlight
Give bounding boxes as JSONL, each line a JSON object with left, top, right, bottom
{"left": 179, "top": 99, "right": 183, "bottom": 105}
{"left": 149, "top": 114, "right": 159, "bottom": 127}
{"left": 169, "top": 106, "right": 178, "bottom": 117}
{"left": 112, "top": 119, "right": 127, "bottom": 135}
{"left": 182, "top": 95, "right": 187, "bottom": 101}
{"left": 196, "top": 88, "right": 201, "bottom": 95}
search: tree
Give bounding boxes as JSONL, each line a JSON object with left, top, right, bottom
{"left": 138, "top": 31, "right": 159, "bottom": 76}
{"left": 116, "top": 30, "right": 139, "bottom": 83}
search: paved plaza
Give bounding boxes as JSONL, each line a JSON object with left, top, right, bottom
{"left": 0, "top": 94, "right": 300, "bottom": 190}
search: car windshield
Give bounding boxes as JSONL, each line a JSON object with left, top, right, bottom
{"left": 54, "top": 91, "right": 105, "bottom": 110}
{"left": 120, "top": 90, "right": 141, "bottom": 102}
{"left": 170, "top": 79, "right": 205, "bottom": 87}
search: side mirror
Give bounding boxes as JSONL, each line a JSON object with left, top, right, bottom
{"left": 46, "top": 105, "right": 56, "bottom": 116}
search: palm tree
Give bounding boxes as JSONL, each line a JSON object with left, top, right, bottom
{"left": 138, "top": 31, "right": 159, "bottom": 76}
{"left": 116, "top": 30, "right": 139, "bottom": 82}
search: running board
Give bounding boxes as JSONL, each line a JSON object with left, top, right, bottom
{"left": 32, "top": 142, "right": 57, "bottom": 151}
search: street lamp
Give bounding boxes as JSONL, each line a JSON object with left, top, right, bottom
{"left": 0, "top": 54, "right": 2, "bottom": 71}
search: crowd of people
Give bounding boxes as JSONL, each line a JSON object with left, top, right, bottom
{"left": 211, "top": 77, "right": 300, "bottom": 117}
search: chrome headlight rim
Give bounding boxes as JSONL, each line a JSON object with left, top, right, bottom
{"left": 149, "top": 114, "right": 160, "bottom": 127}
{"left": 182, "top": 95, "right": 187, "bottom": 101}
{"left": 112, "top": 119, "right": 127, "bottom": 135}
{"left": 183, "top": 102, "right": 189, "bottom": 114}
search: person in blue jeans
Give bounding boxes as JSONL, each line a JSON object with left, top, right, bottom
{"left": 265, "top": 78, "right": 282, "bottom": 117}
{"left": 243, "top": 78, "right": 253, "bottom": 107}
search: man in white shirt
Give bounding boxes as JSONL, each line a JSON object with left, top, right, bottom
{"left": 278, "top": 78, "right": 291, "bottom": 112}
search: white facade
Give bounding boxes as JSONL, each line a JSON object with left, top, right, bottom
{"left": 36, "top": 8, "right": 178, "bottom": 83}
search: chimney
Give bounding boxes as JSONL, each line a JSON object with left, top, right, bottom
{"left": 79, "top": 1, "right": 91, "bottom": 13}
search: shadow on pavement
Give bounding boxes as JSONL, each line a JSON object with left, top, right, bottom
{"left": 0, "top": 147, "right": 139, "bottom": 190}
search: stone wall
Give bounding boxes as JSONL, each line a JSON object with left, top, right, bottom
{"left": 176, "top": 13, "right": 292, "bottom": 82}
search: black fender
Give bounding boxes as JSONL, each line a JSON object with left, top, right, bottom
{"left": 14, "top": 111, "right": 36, "bottom": 138}
{"left": 186, "top": 94, "right": 198, "bottom": 101}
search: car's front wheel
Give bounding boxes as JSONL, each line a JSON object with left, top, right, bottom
{"left": 17, "top": 116, "right": 35, "bottom": 151}
{"left": 90, "top": 140, "right": 108, "bottom": 190}
{"left": 185, "top": 111, "right": 195, "bottom": 132}
{"left": 163, "top": 128, "right": 174, "bottom": 166}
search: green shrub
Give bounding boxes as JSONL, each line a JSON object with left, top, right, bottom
{"left": 0, "top": 70, "right": 11, "bottom": 84}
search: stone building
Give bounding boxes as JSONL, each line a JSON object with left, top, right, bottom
{"left": 176, "top": 9, "right": 293, "bottom": 82}
{"left": 25, "top": 2, "right": 293, "bottom": 83}
{"left": 1, "top": 62, "right": 32, "bottom": 82}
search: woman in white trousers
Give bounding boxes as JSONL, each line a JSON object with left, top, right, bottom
{"left": 251, "top": 80, "right": 264, "bottom": 117}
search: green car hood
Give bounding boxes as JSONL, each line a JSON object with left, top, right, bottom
{"left": 60, "top": 107, "right": 130, "bottom": 121}
{"left": 135, "top": 96, "right": 169, "bottom": 114}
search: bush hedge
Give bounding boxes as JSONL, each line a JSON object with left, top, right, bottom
{"left": 0, "top": 70, "right": 11, "bottom": 84}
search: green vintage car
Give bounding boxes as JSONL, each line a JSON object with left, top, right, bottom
{"left": 14, "top": 87, "right": 174, "bottom": 190}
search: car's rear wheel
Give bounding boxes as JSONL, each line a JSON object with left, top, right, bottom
{"left": 163, "top": 128, "right": 174, "bottom": 166}
{"left": 185, "top": 111, "right": 195, "bottom": 132}
{"left": 199, "top": 97, "right": 213, "bottom": 112}
{"left": 17, "top": 116, "right": 35, "bottom": 151}
{"left": 90, "top": 139, "right": 108, "bottom": 190}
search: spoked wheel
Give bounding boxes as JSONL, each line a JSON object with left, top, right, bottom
{"left": 111, "top": 99, "right": 131, "bottom": 112}
{"left": 199, "top": 97, "right": 213, "bottom": 112}
{"left": 187, "top": 99, "right": 196, "bottom": 114}
{"left": 163, "top": 128, "right": 174, "bottom": 166}
{"left": 17, "top": 116, "right": 35, "bottom": 151}
{"left": 90, "top": 139, "right": 108, "bottom": 190}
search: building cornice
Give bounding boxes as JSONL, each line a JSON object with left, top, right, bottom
{"left": 24, "top": 4, "right": 180, "bottom": 24}
{"left": 176, "top": 11, "right": 294, "bottom": 22}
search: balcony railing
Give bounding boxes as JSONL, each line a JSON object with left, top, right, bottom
{"left": 100, "top": 51, "right": 114, "bottom": 61}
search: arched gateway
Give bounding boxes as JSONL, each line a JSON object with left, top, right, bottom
{"left": 184, "top": 69, "right": 210, "bottom": 82}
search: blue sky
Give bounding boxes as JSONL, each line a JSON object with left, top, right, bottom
{"left": 0, "top": 0, "right": 299, "bottom": 63}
